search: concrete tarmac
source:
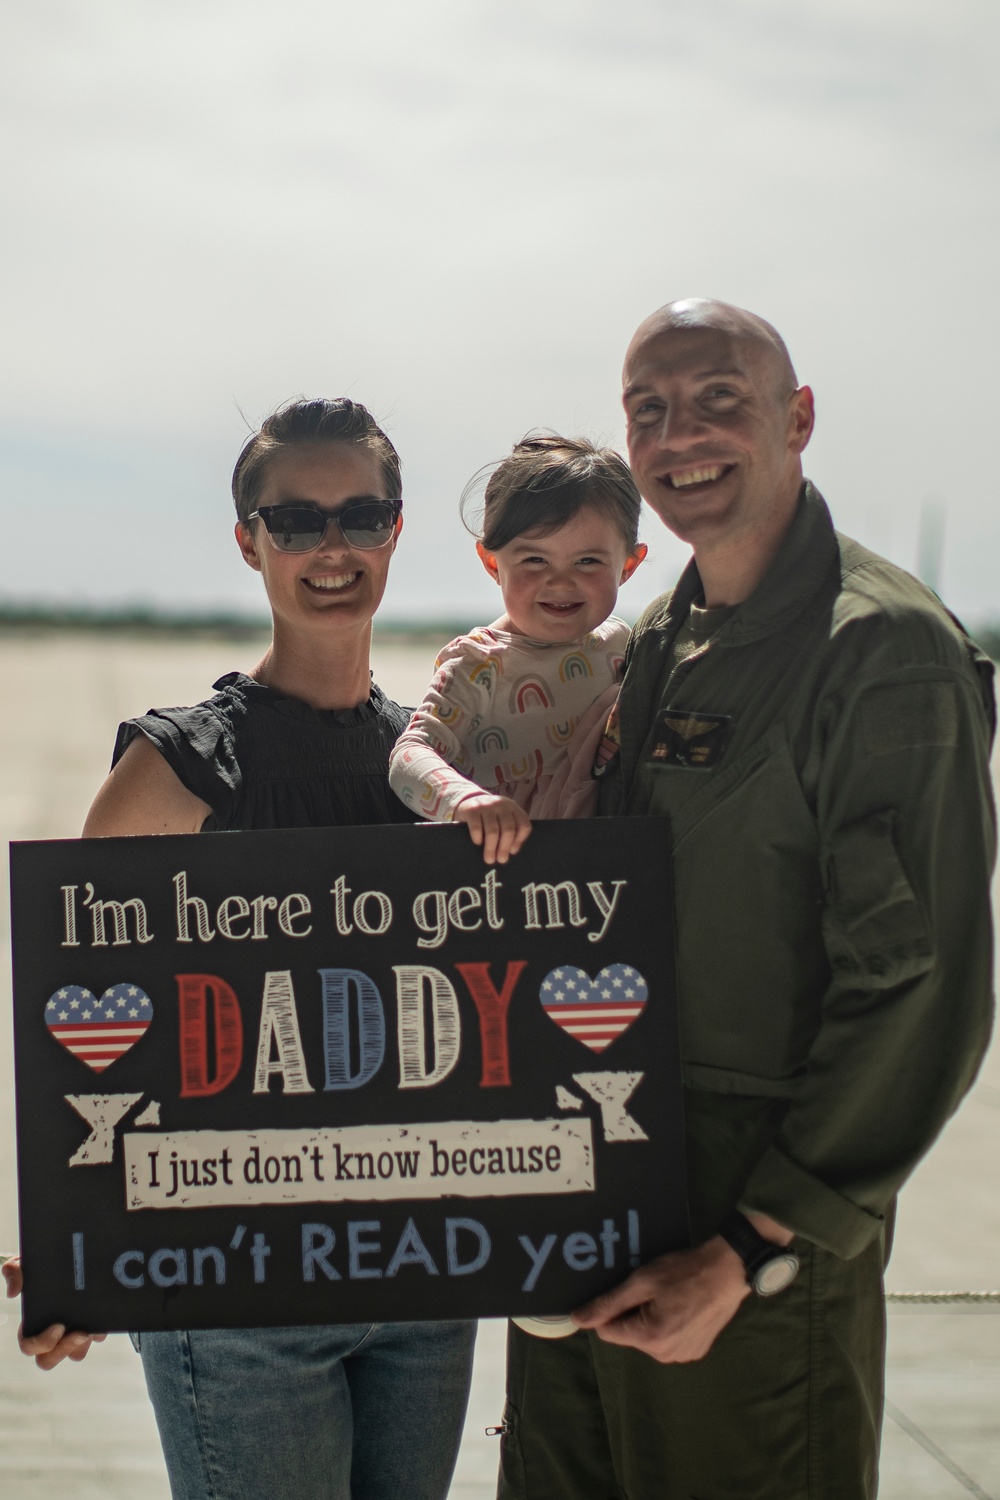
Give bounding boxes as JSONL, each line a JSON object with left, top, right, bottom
{"left": 0, "top": 634, "right": 997, "bottom": 1498}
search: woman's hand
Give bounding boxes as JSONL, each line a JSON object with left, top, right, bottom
{"left": 2, "top": 1254, "right": 107, "bottom": 1371}
{"left": 1, "top": 1253, "right": 20, "bottom": 1298}
{"left": 454, "top": 793, "right": 532, "bottom": 865}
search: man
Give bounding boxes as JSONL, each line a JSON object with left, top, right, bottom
{"left": 499, "top": 300, "right": 996, "bottom": 1499}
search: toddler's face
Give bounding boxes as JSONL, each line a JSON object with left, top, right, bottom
{"left": 478, "top": 506, "right": 645, "bottom": 642}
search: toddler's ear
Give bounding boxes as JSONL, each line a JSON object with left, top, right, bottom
{"left": 620, "top": 543, "right": 648, "bottom": 583}
{"left": 476, "top": 541, "right": 501, "bottom": 582}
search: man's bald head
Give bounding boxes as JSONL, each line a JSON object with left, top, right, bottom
{"left": 624, "top": 298, "right": 798, "bottom": 403}
{"left": 621, "top": 297, "right": 815, "bottom": 587}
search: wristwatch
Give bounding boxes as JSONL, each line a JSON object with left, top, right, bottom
{"left": 718, "top": 1210, "right": 800, "bottom": 1297}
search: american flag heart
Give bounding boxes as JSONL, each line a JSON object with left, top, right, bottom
{"left": 539, "top": 964, "right": 648, "bottom": 1053}
{"left": 45, "top": 984, "right": 153, "bottom": 1073}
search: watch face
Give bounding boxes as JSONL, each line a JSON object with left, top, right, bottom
{"left": 754, "top": 1253, "right": 800, "bottom": 1297}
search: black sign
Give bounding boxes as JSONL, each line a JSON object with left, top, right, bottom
{"left": 10, "top": 819, "right": 686, "bottom": 1336}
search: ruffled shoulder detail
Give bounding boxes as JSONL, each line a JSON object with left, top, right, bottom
{"left": 113, "top": 672, "right": 413, "bottom": 832}
{"left": 113, "top": 691, "right": 243, "bottom": 826}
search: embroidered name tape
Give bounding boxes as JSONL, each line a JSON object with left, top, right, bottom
{"left": 646, "top": 709, "right": 733, "bottom": 770}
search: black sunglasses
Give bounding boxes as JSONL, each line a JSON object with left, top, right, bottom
{"left": 248, "top": 498, "right": 402, "bottom": 553}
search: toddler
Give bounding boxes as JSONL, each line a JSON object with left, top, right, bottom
{"left": 389, "top": 434, "right": 646, "bottom": 862}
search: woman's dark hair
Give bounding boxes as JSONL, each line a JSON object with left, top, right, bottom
{"left": 232, "top": 398, "right": 401, "bottom": 525}
{"left": 465, "top": 433, "right": 642, "bottom": 554}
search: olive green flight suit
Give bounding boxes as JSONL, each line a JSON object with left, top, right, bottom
{"left": 500, "top": 485, "right": 996, "bottom": 1500}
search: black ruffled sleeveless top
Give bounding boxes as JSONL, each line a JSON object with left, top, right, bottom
{"left": 113, "top": 671, "right": 418, "bottom": 832}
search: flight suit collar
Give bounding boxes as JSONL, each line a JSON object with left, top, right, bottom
{"left": 659, "top": 481, "right": 840, "bottom": 648}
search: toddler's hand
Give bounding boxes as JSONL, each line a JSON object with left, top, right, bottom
{"left": 454, "top": 794, "right": 532, "bottom": 865}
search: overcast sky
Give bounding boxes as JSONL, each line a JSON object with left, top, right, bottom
{"left": 1, "top": 0, "right": 997, "bottom": 624}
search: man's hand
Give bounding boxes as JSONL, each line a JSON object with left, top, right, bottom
{"left": 571, "top": 1237, "right": 750, "bottom": 1364}
{"left": 2, "top": 1254, "right": 106, "bottom": 1371}
{"left": 455, "top": 793, "right": 532, "bottom": 865}
{"left": 573, "top": 1212, "right": 795, "bottom": 1364}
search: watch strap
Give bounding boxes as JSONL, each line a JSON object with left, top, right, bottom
{"left": 718, "top": 1209, "right": 786, "bottom": 1278}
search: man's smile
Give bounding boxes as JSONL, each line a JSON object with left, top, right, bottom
{"left": 662, "top": 463, "right": 735, "bottom": 490}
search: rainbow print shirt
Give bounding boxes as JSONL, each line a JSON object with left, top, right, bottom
{"left": 388, "top": 618, "right": 628, "bottom": 822}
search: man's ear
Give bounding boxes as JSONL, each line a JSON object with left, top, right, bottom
{"left": 391, "top": 513, "right": 404, "bottom": 552}
{"left": 235, "top": 521, "right": 263, "bottom": 574}
{"left": 788, "top": 386, "right": 815, "bottom": 453}
{"left": 476, "top": 540, "right": 500, "bottom": 583}
{"left": 620, "top": 543, "right": 648, "bottom": 583}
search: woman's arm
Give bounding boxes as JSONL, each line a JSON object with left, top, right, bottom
{"left": 83, "top": 734, "right": 213, "bottom": 837}
{"left": 14, "top": 736, "right": 212, "bottom": 1368}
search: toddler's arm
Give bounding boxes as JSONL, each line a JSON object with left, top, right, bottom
{"left": 389, "top": 640, "right": 532, "bottom": 863}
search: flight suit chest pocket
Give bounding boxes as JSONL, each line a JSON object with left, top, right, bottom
{"left": 822, "top": 810, "right": 934, "bottom": 986}
{"left": 644, "top": 708, "right": 734, "bottom": 770}
{"left": 642, "top": 721, "right": 790, "bottom": 844}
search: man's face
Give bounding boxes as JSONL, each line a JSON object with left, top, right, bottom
{"left": 622, "top": 326, "right": 813, "bottom": 549}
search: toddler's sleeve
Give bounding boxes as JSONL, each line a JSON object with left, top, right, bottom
{"left": 388, "top": 638, "right": 494, "bottom": 822}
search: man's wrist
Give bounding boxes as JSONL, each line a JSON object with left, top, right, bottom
{"left": 743, "top": 1210, "right": 794, "bottom": 1248}
{"left": 717, "top": 1211, "right": 800, "bottom": 1297}
{"left": 699, "top": 1235, "right": 753, "bottom": 1302}
{"left": 709, "top": 1234, "right": 753, "bottom": 1284}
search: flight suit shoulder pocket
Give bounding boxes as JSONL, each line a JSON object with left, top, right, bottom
{"left": 822, "top": 809, "right": 934, "bottom": 986}
{"left": 859, "top": 680, "right": 959, "bottom": 755}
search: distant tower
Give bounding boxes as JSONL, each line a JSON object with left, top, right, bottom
{"left": 917, "top": 498, "right": 946, "bottom": 595}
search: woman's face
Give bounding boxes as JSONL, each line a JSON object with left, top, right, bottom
{"left": 236, "top": 442, "right": 400, "bottom": 636}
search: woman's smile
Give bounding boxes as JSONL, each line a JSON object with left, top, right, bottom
{"left": 303, "top": 569, "right": 364, "bottom": 594}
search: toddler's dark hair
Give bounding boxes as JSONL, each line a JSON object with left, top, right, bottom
{"left": 464, "top": 433, "right": 641, "bottom": 553}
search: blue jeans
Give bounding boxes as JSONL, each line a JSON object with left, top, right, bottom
{"left": 137, "top": 1321, "right": 476, "bottom": 1500}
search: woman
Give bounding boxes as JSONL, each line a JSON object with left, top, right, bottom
{"left": 5, "top": 398, "right": 476, "bottom": 1500}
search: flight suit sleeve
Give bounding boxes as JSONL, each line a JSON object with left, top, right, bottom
{"left": 740, "top": 654, "right": 997, "bottom": 1258}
